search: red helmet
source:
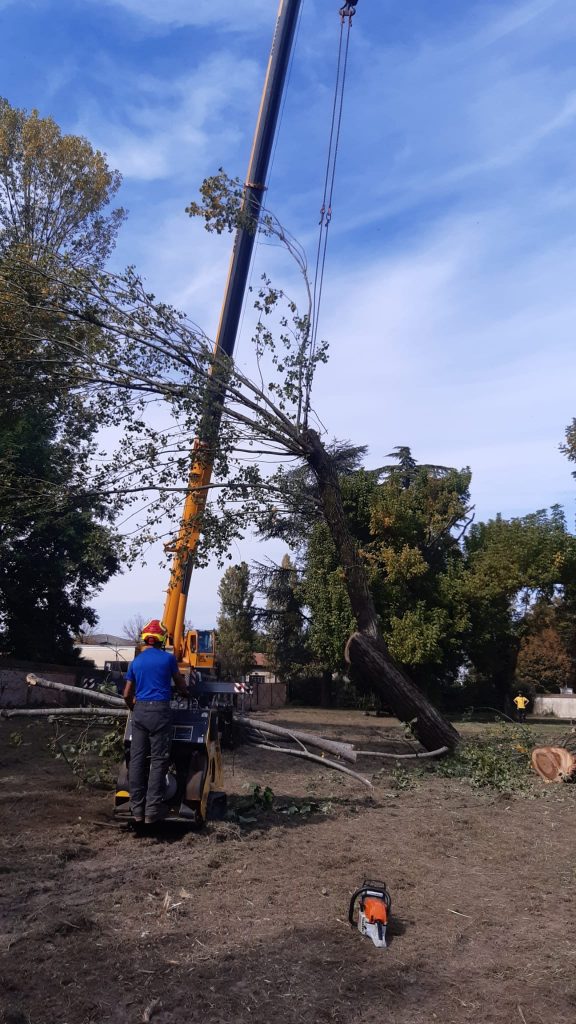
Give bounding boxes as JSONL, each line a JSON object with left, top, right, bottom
{"left": 140, "top": 619, "right": 168, "bottom": 646}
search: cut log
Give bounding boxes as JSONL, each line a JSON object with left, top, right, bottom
{"left": 345, "top": 632, "right": 460, "bottom": 753}
{"left": 236, "top": 716, "right": 357, "bottom": 763}
{"left": 26, "top": 673, "right": 126, "bottom": 708}
{"left": 249, "top": 743, "right": 373, "bottom": 788}
{"left": 1, "top": 707, "right": 128, "bottom": 718}
{"left": 356, "top": 746, "right": 449, "bottom": 760}
{"left": 531, "top": 746, "right": 576, "bottom": 783}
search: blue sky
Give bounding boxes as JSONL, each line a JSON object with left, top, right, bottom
{"left": 3, "top": 0, "right": 576, "bottom": 631}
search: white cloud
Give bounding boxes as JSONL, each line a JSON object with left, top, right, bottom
{"left": 477, "top": 0, "right": 562, "bottom": 45}
{"left": 313, "top": 208, "right": 576, "bottom": 523}
{"left": 77, "top": 52, "right": 259, "bottom": 182}
{"left": 97, "top": 0, "right": 272, "bottom": 31}
{"left": 112, "top": 208, "right": 232, "bottom": 334}
{"left": 307, "top": 0, "right": 576, "bottom": 243}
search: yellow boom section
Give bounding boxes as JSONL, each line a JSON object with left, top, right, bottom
{"left": 162, "top": 441, "right": 212, "bottom": 662}
{"left": 160, "top": 0, "right": 302, "bottom": 664}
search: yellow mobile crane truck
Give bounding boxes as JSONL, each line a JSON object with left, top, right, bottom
{"left": 114, "top": 0, "right": 309, "bottom": 825}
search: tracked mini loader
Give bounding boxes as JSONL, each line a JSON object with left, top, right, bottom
{"left": 114, "top": 679, "right": 237, "bottom": 825}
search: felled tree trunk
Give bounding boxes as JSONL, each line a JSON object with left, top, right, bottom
{"left": 1, "top": 707, "right": 127, "bottom": 718}
{"left": 26, "top": 673, "right": 125, "bottom": 708}
{"left": 236, "top": 715, "right": 357, "bottom": 761}
{"left": 345, "top": 633, "right": 460, "bottom": 751}
{"left": 304, "top": 428, "right": 460, "bottom": 752}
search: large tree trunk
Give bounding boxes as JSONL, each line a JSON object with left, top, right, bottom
{"left": 345, "top": 632, "right": 460, "bottom": 751}
{"left": 305, "top": 429, "right": 380, "bottom": 636}
{"left": 304, "top": 429, "right": 460, "bottom": 752}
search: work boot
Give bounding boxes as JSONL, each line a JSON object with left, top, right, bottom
{"left": 145, "top": 804, "right": 168, "bottom": 825}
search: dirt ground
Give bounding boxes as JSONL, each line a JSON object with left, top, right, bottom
{"left": 1, "top": 709, "right": 576, "bottom": 1024}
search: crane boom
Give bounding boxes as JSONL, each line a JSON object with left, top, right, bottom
{"left": 162, "top": 0, "right": 303, "bottom": 660}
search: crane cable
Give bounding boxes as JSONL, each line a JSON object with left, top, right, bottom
{"left": 307, "top": 2, "right": 357, "bottom": 419}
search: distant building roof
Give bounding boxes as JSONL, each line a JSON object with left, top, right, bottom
{"left": 252, "top": 652, "right": 271, "bottom": 668}
{"left": 77, "top": 634, "right": 133, "bottom": 647}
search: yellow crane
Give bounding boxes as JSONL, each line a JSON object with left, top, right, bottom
{"left": 115, "top": 0, "right": 307, "bottom": 824}
{"left": 163, "top": 0, "right": 359, "bottom": 674}
{"left": 161, "top": 0, "right": 307, "bottom": 673}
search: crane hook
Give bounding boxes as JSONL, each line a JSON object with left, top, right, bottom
{"left": 339, "top": 1, "right": 358, "bottom": 23}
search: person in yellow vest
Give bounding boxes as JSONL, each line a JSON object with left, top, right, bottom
{"left": 513, "top": 691, "right": 529, "bottom": 723}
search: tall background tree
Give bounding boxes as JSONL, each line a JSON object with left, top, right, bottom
{"left": 301, "top": 451, "right": 472, "bottom": 701}
{"left": 0, "top": 97, "right": 125, "bottom": 263}
{"left": 290, "top": 452, "right": 576, "bottom": 710}
{"left": 254, "top": 554, "right": 307, "bottom": 685}
{"left": 122, "top": 615, "right": 148, "bottom": 645}
{"left": 0, "top": 98, "right": 124, "bottom": 662}
{"left": 216, "top": 562, "right": 256, "bottom": 679}
{"left": 515, "top": 602, "right": 573, "bottom": 694}
{"left": 459, "top": 507, "right": 576, "bottom": 703}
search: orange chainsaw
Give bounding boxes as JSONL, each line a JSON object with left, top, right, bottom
{"left": 349, "top": 879, "right": 391, "bottom": 948}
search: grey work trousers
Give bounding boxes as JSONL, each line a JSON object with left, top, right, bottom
{"left": 129, "top": 701, "right": 172, "bottom": 819}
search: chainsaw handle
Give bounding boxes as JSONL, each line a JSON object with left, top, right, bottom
{"left": 348, "top": 885, "right": 366, "bottom": 925}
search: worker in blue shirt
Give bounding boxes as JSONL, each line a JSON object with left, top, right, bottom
{"left": 123, "top": 618, "right": 188, "bottom": 824}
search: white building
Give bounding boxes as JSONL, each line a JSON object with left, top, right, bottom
{"left": 77, "top": 633, "right": 135, "bottom": 670}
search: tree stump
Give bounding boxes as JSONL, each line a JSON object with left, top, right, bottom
{"left": 531, "top": 747, "right": 576, "bottom": 783}
{"left": 345, "top": 631, "right": 460, "bottom": 752}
